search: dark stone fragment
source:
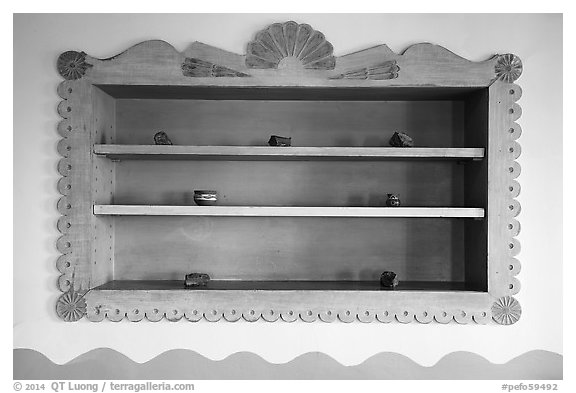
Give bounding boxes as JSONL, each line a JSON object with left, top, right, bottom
{"left": 154, "top": 131, "right": 173, "bottom": 145}
{"left": 389, "top": 132, "right": 414, "bottom": 147}
{"left": 386, "top": 194, "right": 401, "bottom": 207}
{"left": 268, "top": 135, "right": 292, "bottom": 146}
{"left": 185, "top": 273, "right": 211, "bottom": 287}
{"left": 380, "top": 271, "right": 399, "bottom": 289}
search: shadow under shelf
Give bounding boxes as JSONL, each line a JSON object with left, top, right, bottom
{"left": 93, "top": 280, "right": 478, "bottom": 292}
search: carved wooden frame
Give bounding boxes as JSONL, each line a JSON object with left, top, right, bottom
{"left": 55, "top": 21, "right": 522, "bottom": 324}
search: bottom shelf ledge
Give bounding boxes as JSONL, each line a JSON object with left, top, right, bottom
{"left": 79, "top": 280, "right": 496, "bottom": 324}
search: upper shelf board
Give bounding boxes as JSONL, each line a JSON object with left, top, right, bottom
{"left": 93, "top": 205, "right": 485, "bottom": 218}
{"left": 94, "top": 145, "right": 485, "bottom": 161}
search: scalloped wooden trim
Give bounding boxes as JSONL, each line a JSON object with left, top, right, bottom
{"left": 504, "top": 84, "right": 522, "bottom": 297}
{"left": 487, "top": 78, "right": 522, "bottom": 300}
{"left": 84, "top": 306, "right": 493, "bottom": 324}
{"left": 56, "top": 58, "right": 116, "bottom": 321}
{"left": 84, "top": 290, "right": 494, "bottom": 324}
{"left": 56, "top": 80, "right": 76, "bottom": 294}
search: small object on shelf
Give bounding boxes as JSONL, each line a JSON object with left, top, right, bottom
{"left": 185, "top": 273, "right": 211, "bottom": 287}
{"left": 380, "top": 271, "right": 399, "bottom": 289}
{"left": 154, "top": 131, "right": 173, "bottom": 145}
{"left": 386, "top": 194, "right": 401, "bottom": 207}
{"left": 389, "top": 132, "right": 414, "bottom": 147}
{"left": 268, "top": 135, "right": 292, "bottom": 147}
{"left": 193, "top": 190, "right": 218, "bottom": 206}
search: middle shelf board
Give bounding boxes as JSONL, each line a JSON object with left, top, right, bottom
{"left": 93, "top": 205, "right": 485, "bottom": 218}
{"left": 94, "top": 145, "right": 485, "bottom": 161}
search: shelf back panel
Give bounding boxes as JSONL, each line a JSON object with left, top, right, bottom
{"left": 114, "top": 160, "right": 464, "bottom": 207}
{"left": 112, "top": 216, "right": 465, "bottom": 282}
{"left": 116, "top": 99, "right": 465, "bottom": 148}
{"left": 108, "top": 91, "right": 485, "bottom": 287}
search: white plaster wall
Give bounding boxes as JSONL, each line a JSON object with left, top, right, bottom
{"left": 13, "top": 13, "right": 562, "bottom": 366}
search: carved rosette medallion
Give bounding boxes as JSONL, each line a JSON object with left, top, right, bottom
{"left": 246, "top": 21, "right": 335, "bottom": 70}
{"left": 491, "top": 296, "right": 521, "bottom": 325}
{"left": 57, "top": 51, "right": 93, "bottom": 80}
{"left": 495, "top": 54, "right": 523, "bottom": 83}
{"left": 182, "top": 58, "right": 249, "bottom": 77}
{"left": 56, "top": 288, "right": 87, "bottom": 322}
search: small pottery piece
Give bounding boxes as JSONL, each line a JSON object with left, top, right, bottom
{"left": 389, "top": 132, "right": 414, "bottom": 147}
{"left": 154, "top": 131, "right": 173, "bottom": 145}
{"left": 386, "top": 194, "right": 401, "bottom": 207}
{"left": 380, "top": 271, "right": 399, "bottom": 289}
{"left": 268, "top": 135, "right": 292, "bottom": 147}
{"left": 193, "top": 190, "right": 218, "bottom": 206}
{"left": 185, "top": 273, "right": 211, "bottom": 287}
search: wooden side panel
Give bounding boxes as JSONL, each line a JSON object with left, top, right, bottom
{"left": 56, "top": 81, "right": 94, "bottom": 293}
{"left": 464, "top": 89, "right": 489, "bottom": 290}
{"left": 487, "top": 82, "right": 522, "bottom": 298}
{"left": 56, "top": 83, "right": 117, "bottom": 295}
{"left": 91, "top": 88, "right": 116, "bottom": 287}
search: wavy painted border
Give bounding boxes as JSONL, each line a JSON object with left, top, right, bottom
{"left": 14, "top": 348, "right": 561, "bottom": 380}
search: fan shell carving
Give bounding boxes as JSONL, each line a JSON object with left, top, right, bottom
{"left": 495, "top": 54, "right": 523, "bottom": 83}
{"left": 246, "top": 21, "right": 335, "bottom": 70}
{"left": 56, "top": 288, "right": 87, "bottom": 322}
{"left": 57, "top": 51, "right": 92, "bottom": 80}
{"left": 491, "top": 296, "right": 521, "bottom": 325}
{"left": 330, "top": 60, "right": 399, "bottom": 80}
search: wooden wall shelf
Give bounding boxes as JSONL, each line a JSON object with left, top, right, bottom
{"left": 93, "top": 205, "right": 485, "bottom": 218}
{"left": 55, "top": 21, "right": 522, "bottom": 324}
{"left": 94, "top": 144, "right": 485, "bottom": 161}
